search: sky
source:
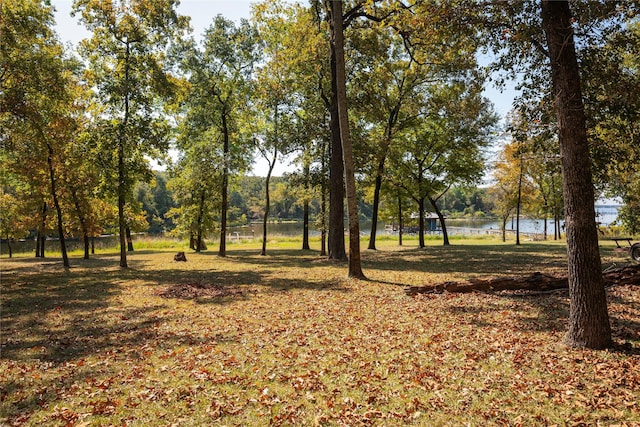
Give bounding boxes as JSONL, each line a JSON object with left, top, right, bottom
{"left": 52, "top": 0, "right": 518, "bottom": 177}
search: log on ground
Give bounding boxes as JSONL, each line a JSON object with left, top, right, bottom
{"left": 405, "top": 265, "right": 640, "bottom": 296}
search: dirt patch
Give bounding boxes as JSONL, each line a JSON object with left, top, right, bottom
{"left": 155, "top": 281, "right": 255, "bottom": 299}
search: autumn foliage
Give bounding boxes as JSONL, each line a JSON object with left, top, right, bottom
{"left": 1, "top": 240, "right": 639, "bottom": 425}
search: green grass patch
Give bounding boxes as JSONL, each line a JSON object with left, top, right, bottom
{"left": 1, "top": 238, "right": 638, "bottom": 426}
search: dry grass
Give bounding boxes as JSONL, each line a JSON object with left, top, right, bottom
{"left": 1, "top": 238, "right": 639, "bottom": 426}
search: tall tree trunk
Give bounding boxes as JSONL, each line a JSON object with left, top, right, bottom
{"left": 428, "top": 196, "right": 449, "bottom": 246}
{"left": 261, "top": 155, "right": 276, "bottom": 256}
{"left": 397, "top": 195, "right": 403, "bottom": 246}
{"left": 327, "top": 39, "right": 347, "bottom": 262}
{"left": 331, "top": 0, "right": 365, "bottom": 279}
{"left": 320, "top": 148, "right": 328, "bottom": 256}
{"left": 418, "top": 197, "right": 425, "bottom": 248}
{"left": 117, "top": 41, "right": 131, "bottom": 268}
{"left": 46, "top": 142, "right": 69, "bottom": 268}
{"left": 542, "top": 0, "right": 611, "bottom": 349}
{"left": 36, "top": 201, "right": 47, "bottom": 258}
{"left": 516, "top": 155, "right": 524, "bottom": 245}
{"left": 219, "top": 109, "right": 229, "bottom": 257}
{"left": 72, "top": 190, "right": 90, "bottom": 260}
{"left": 6, "top": 236, "right": 12, "bottom": 258}
{"left": 368, "top": 159, "right": 384, "bottom": 250}
{"left": 196, "top": 188, "right": 205, "bottom": 253}
{"left": 303, "top": 201, "right": 310, "bottom": 251}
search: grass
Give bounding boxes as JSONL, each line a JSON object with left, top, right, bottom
{"left": 1, "top": 237, "right": 639, "bottom": 426}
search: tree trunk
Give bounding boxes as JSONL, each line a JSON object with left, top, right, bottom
{"left": 398, "top": 194, "right": 403, "bottom": 246}
{"left": 261, "top": 155, "right": 276, "bottom": 256}
{"left": 36, "top": 201, "right": 47, "bottom": 258}
{"left": 46, "top": 142, "right": 69, "bottom": 268}
{"left": 196, "top": 188, "right": 205, "bottom": 253}
{"left": 542, "top": 0, "right": 611, "bottom": 349}
{"left": 70, "top": 188, "right": 90, "bottom": 259}
{"left": 117, "top": 41, "right": 131, "bottom": 268}
{"left": 126, "top": 226, "right": 134, "bottom": 252}
{"left": 303, "top": 199, "right": 310, "bottom": 250}
{"left": 6, "top": 237, "right": 12, "bottom": 258}
{"left": 501, "top": 214, "right": 508, "bottom": 242}
{"left": 516, "top": 155, "right": 524, "bottom": 245}
{"left": 219, "top": 108, "right": 229, "bottom": 257}
{"left": 418, "top": 197, "right": 425, "bottom": 248}
{"left": 320, "top": 152, "right": 328, "bottom": 256}
{"left": 327, "top": 37, "right": 347, "bottom": 262}
{"left": 428, "top": 196, "right": 449, "bottom": 246}
{"left": 368, "top": 159, "right": 384, "bottom": 251}
{"left": 331, "top": 0, "right": 365, "bottom": 279}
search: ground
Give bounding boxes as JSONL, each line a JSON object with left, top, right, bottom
{"left": 1, "top": 237, "right": 639, "bottom": 426}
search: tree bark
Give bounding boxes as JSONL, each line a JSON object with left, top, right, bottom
{"left": 418, "top": 197, "right": 425, "bottom": 248}
{"left": 327, "top": 35, "right": 347, "bottom": 262}
{"left": 36, "top": 201, "right": 47, "bottom": 258}
{"left": 261, "top": 154, "right": 276, "bottom": 256}
{"left": 331, "top": 0, "right": 365, "bottom": 279}
{"left": 542, "top": 0, "right": 611, "bottom": 349}
{"left": 126, "top": 226, "right": 134, "bottom": 252}
{"left": 219, "top": 107, "right": 229, "bottom": 257}
{"left": 194, "top": 189, "right": 204, "bottom": 252}
{"left": 398, "top": 194, "right": 403, "bottom": 246}
{"left": 46, "top": 142, "right": 69, "bottom": 268}
{"left": 428, "top": 196, "right": 450, "bottom": 246}
{"left": 368, "top": 159, "right": 384, "bottom": 250}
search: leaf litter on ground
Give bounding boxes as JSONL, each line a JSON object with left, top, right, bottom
{"left": 1, "top": 240, "right": 639, "bottom": 426}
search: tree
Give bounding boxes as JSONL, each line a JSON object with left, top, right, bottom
{"left": 1, "top": 0, "right": 77, "bottom": 267}
{"left": 583, "top": 21, "right": 640, "bottom": 233}
{"left": 541, "top": 0, "right": 611, "bottom": 349}
{"left": 326, "top": 0, "right": 365, "bottom": 278}
{"left": 177, "top": 16, "right": 259, "bottom": 257}
{"left": 73, "top": 0, "right": 188, "bottom": 267}
{"left": 390, "top": 79, "right": 497, "bottom": 247}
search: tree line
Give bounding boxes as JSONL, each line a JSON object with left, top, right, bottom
{"left": 2, "top": 0, "right": 639, "bottom": 349}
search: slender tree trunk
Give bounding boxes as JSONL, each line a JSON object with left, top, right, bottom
{"left": 397, "top": 195, "right": 403, "bottom": 246}
{"left": 501, "top": 215, "right": 508, "bottom": 242}
{"left": 70, "top": 188, "right": 90, "bottom": 259}
{"left": 117, "top": 41, "right": 131, "bottom": 268}
{"left": 126, "top": 226, "right": 134, "bottom": 252}
{"left": 36, "top": 201, "right": 47, "bottom": 258}
{"left": 6, "top": 236, "right": 12, "bottom": 258}
{"left": 303, "top": 200, "right": 310, "bottom": 250}
{"left": 516, "top": 155, "right": 524, "bottom": 245}
{"left": 418, "top": 197, "right": 425, "bottom": 248}
{"left": 542, "top": 0, "right": 611, "bottom": 349}
{"left": 428, "top": 196, "right": 449, "bottom": 246}
{"left": 91, "top": 236, "right": 95, "bottom": 254}
{"left": 327, "top": 41, "right": 347, "bottom": 262}
{"left": 320, "top": 150, "right": 328, "bottom": 256}
{"left": 261, "top": 156, "right": 276, "bottom": 256}
{"left": 331, "top": 0, "right": 365, "bottom": 279}
{"left": 195, "top": 188, "right": 205, "bottom": 252}
{"left": 46, "top": 142, "right": 69, "bottom": 268}
{"left": 219, "top": 109, "right": 229, "bottom": 257}
{"left": 368, "top": 159, "right": 384, "bottom": 251}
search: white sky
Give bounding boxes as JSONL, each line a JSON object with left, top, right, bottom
{"left": 52, "top": 0, "right": 518, "bottom": 177}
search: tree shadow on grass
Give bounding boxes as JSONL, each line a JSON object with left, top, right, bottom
{"left": 366, "top": 244, "right": 569, "bottom": 277}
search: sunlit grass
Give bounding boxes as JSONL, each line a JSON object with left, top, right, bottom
{"left": 1, "top": 237, "right": 638, "bottom": 426}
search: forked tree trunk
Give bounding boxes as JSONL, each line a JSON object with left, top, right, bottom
{"left": 331, "top": 0, "right": 365, "bottom": 279}
{"left": 542, "top": 0, "right": 611, "bottom": 349}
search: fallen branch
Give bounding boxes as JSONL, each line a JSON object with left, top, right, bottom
{"left": 406, "top": 264, "right": 640, "bottom": 296}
